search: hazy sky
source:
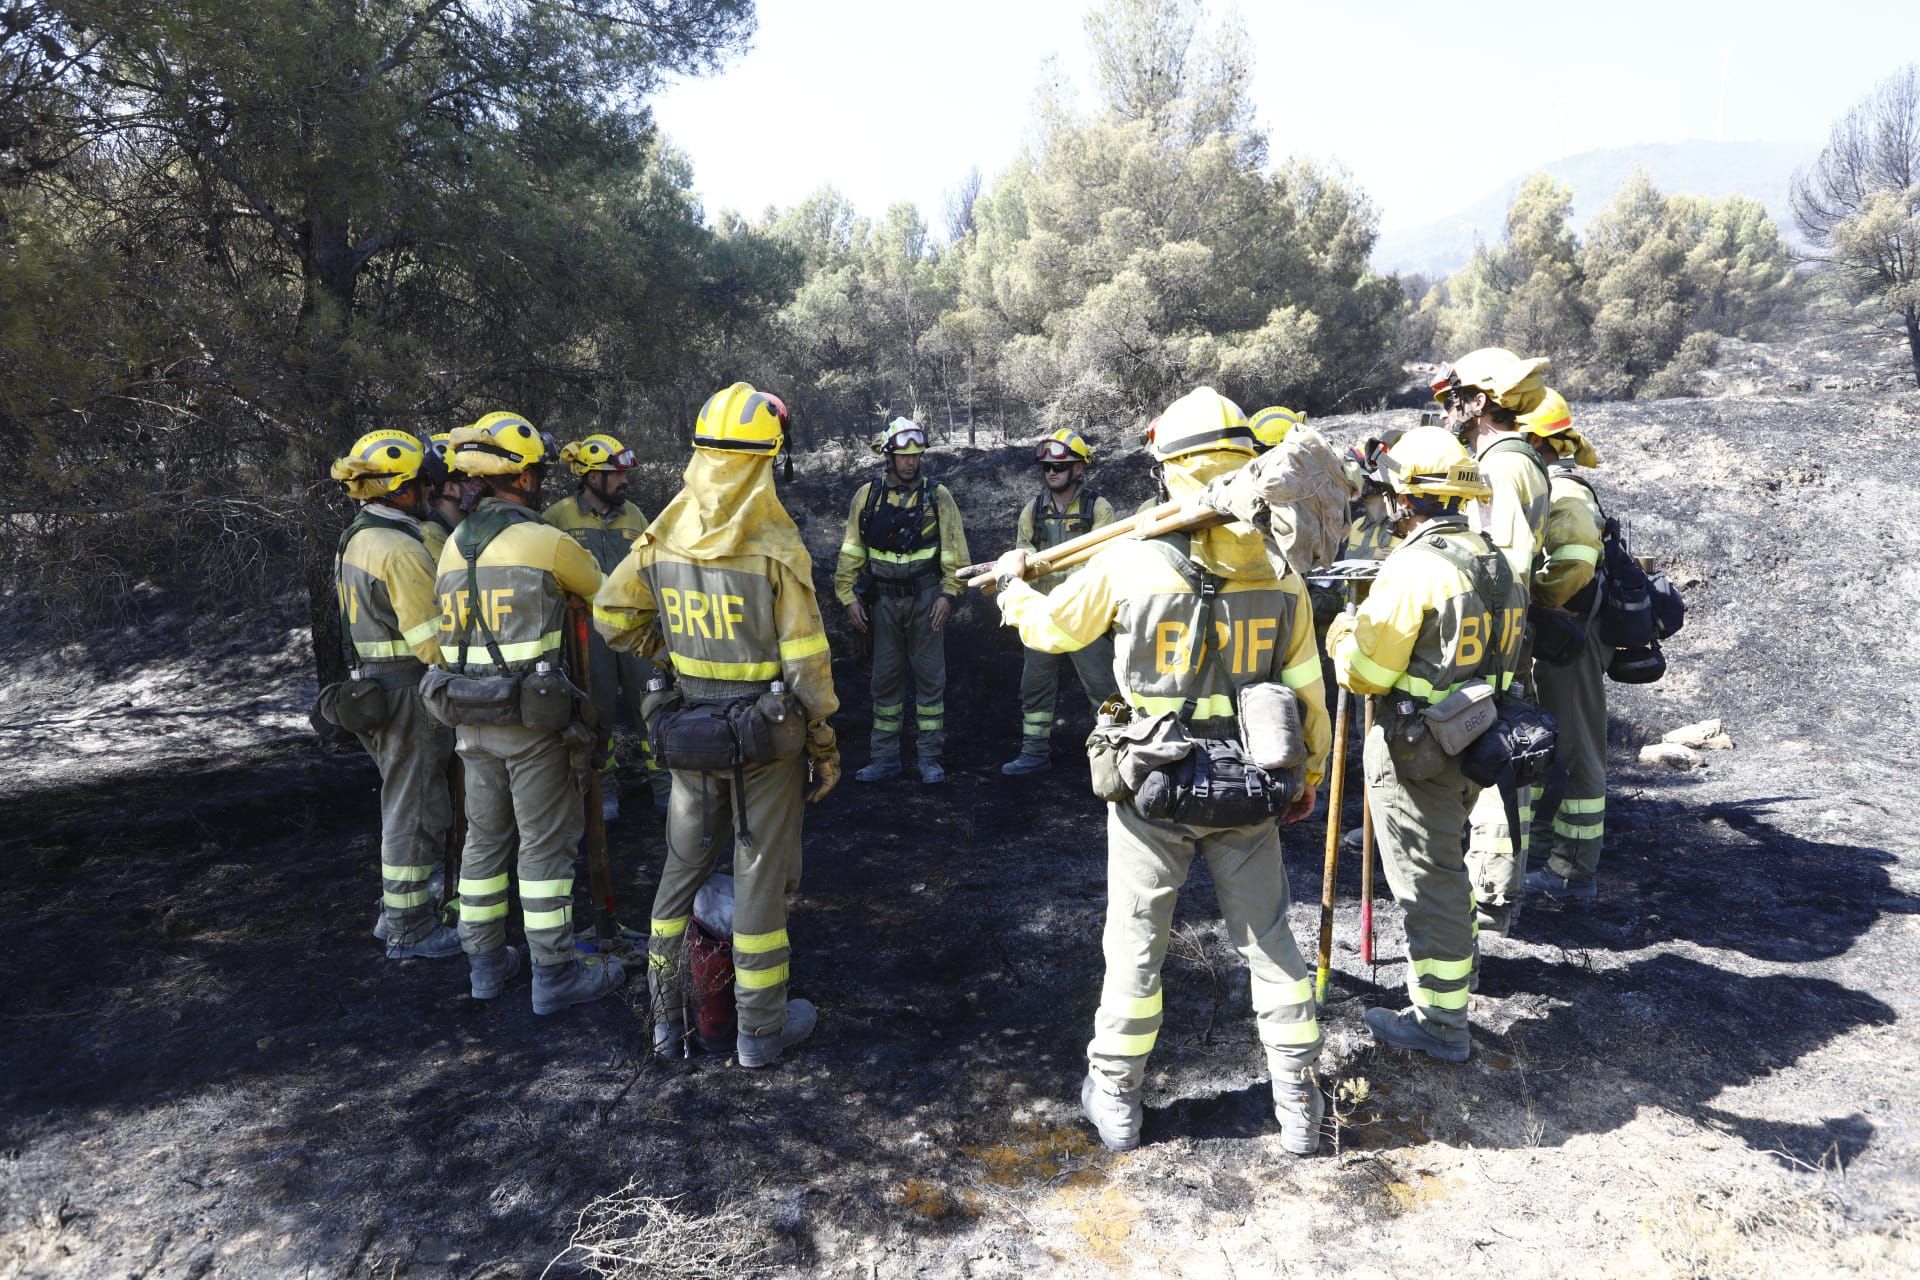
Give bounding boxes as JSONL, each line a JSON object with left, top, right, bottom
{"left": 652, "top": 0, "right": 1913, "bottom": 235}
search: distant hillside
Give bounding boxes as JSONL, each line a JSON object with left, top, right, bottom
{"left": 1374, "top": 140, "right": 1814, "bottom": 280}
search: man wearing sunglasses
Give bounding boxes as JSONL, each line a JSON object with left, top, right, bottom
{"left": 547, "top": 434, "right": 670, "bottom": 822}
{"left": 834, "top": 417, "right": 970, "bottom": 785}
{"left": 1002, "top": 428, "right": 1119, "bottom": 776}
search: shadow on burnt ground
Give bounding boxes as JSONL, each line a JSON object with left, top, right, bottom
{"left": 1514, "top": 785, "right": 1918, "bottom": 963}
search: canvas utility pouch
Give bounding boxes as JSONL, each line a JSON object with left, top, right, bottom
{"left": 732, "top": 690, "right": 807, "bottom": 764}
{"left": 1528, "top": 604, "right": 1587, "bottom": 667}
{"left": 519, "top": 664, "right": 581, "bottom": 734}
{"left": 419, "top": 666, "right": 522, "bottom": 729}
{"left": 1420, "top": 679, "right": 1497, "bottom": 757}
{"left": 649, "top": 701, "right": 742, "bottom": 772}
{"left": 317, "top": 675, "right": 391, "bottom": 735}
{"left": 1462, "top": 699, "right": 1560, "bottom": 789}
{"left": 1134, "top": 739, "right": 1296, "bottom": 828}
{"left": 1237, "top": 682, "right": 1308, "bottom": 773}
{"left": 1384, "top": 694, "right": 1448, "bottom": 782}
{"left": 1084, "top": 696, "right": 1136, "bottom": 802}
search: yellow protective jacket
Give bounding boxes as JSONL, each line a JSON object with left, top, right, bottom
{"left": 434, "top": 497, "right": 603, "bottom": 674}
{"left": 1476, "top": 435, "right": 1550, "bottom": 587}
{"left": 1328, "top": 521, "right": 1527, "bottom": 704}
{"left": 544, "top": 493, "right": 649, "bottom": 575}
{"left": 833, "top": 476, "right": 969, "bottom": 603}
{"left": 1016, "top": 486, "right": 1116, "bottom": 591}
{"left": 336, "top": 505, "right": 443, "bottom": 670}
{"left": 421, "top": 512, "right": 454, "bottom": 562}
{"left": 1341, "top": 513, "right": 1398, "bottom": 562}
{"left": 997, "top": 524, "right": 1332, "bottom": 786}
{"left": 1532, "top": 463, "right": 1604, "bottom": 609}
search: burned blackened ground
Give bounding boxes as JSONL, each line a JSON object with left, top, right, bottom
{"left": 4, "top": 331, "right": 1920, "bottom": 1277}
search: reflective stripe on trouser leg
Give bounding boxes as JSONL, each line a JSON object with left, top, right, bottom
{"left": 648, "top": 764, "right": 730, "bottom": 1018}
{"left": 1200, "top": 806, "right": 1322, "bottom": 1073}
{"left": 1536, "top": 624, "right": 1611, "bottom": 882}
{"left": 454, "top": 726, "right": 516, "bottom": 957}
{"left": 456, "top": 722, "right": 585, "bottom": 967}
{"left": 1016, "top": 645, "right": 1061, "bottom": 751}
{"left": 908, "top": 589, "right": 948, "bottom": 761}
{"left": 1363, "top": 725, "right": 1475, "bottom": 1045}
{"left": 362, "top": 686, "right": 453, "bottom": 945}
{"left": 729, "top": 752, "right": 805, "bottom": 1036}
{"left": 868, "top": 593, "right": 910, "bottom": 757}
{"left": 1090, "top": 802, "right": 1194, "bottom": 1091}
{"left": 1464, "top": 782, "right": 1525, "bottom": 911}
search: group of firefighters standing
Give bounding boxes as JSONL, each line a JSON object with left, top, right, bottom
{"left": 327, "top": 343, "right": 1625, "bottom": 1151}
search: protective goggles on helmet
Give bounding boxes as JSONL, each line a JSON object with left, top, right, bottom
{"left": 1035, "top": 438, "right": 1083, "bottom": 464}
{"left": 883, "top": 425, "right": 928, "bottom": 453}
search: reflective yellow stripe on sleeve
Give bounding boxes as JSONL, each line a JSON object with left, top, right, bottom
{"left": 592, "top": 604, "right": 630, "bottom": 629}
{"left": 838, "top": 541, "right": 867, "bottom": 560}
{"left": 401, "top": 618, "right": 440, "bottom": 646}
{"left": 1347, "top": 645, "right": 1403, "bottom": 693}
{"left": 1550, "top": 543, "right": 1602, "bottom": 565}
{"left": 779, "top": 633, "right": 829, "bottom": 661}
{"left": 1280, "top": 657, "right": 1321, "bottom": 689}
{"left": 354, "top": 638, "right": 414, "bottom": 660}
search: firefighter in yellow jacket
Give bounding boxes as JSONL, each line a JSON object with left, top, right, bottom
{"left": 595, "top": 383, "right": 841, "bottom": 1068}
{"left": 435, "top": 412, "right": 627, "bottom": 1013}
{"left": 834, "top": 418, "right": 969, "bottom": 785}
{"left": 989, "top": 387, "right": 1331, "bottom": 1155}
{"left": 546, "top": 434, "right": 670, "bottom": 821}
{"left": 1002, "top": 428, "right": 1119, "bottom": 776}
{"left": 329, "top": 431, "right": 462, "bottom": 961}
{"left": 1516, "top": 391, "right": 1610, "bottom": 903}
{"left": 418, "top": 432, "right": 465, "bottom": 561}
{"left": 1433, "top": 348, "right": 1552, "bottom": 935}
{"left": 1327, "top": 427, "right": 1526, "bottom": 1063}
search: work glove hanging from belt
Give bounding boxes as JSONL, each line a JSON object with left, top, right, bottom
{"left": 806, "top": 719, "right": 841, "bottom": 803}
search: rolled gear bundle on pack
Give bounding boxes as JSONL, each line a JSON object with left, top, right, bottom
{"left": 1198, "top": 425, "right": 1353, "bottom": 575}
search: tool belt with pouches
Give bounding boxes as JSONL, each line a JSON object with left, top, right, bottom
{"left": 1086, "top": 536, "right": 1305, "bottom": 827}
{"left": 644, "top": 684, "right": 806, "bottom": 773}
{"left": 417, "top": 502, "right": 586, "bottom": 733}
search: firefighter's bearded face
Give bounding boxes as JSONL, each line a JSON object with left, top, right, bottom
{"left": 586, "top": 468, "right": 630, "bottom": 504}
{"left": 890, "top": 451, "right": 921, "bottom": 484}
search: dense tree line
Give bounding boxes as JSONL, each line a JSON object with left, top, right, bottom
{"left": 1416, "top": 170, "right": 1797, "bottom": 400}
{"left": 0, "top": 0, "right": 1818, "bottom": 661}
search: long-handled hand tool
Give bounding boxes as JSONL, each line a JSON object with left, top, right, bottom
{"left": 442, "top": 755, "right": 466, "bottom": 926}
{"left": 962, "top": 497, "right": 1222, "bottom": 593}
{"left": 1359, "top": 694, "right": 1376, "bottom": 968}
{"left": 1315, "top": 686, "right": 1351, "bottom": 1007}
{"left": 565, "top": 596, "right": 619, "bottom": 948}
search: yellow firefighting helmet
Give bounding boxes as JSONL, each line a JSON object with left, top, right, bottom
{"left": 330, "top": 430, "right": 429, "bottom": 500}
{"left": 427, "top": 431, "right": 451, "bottom": 461}
{"left": 1518, "top": 388, "right": 1601, "bottom": 467}
{"left": 1377, "top": 426, "right": 1493, "bottom": 502}
{"left": 1034, "top": 427, "right": 1093, "bottom": 466}
{"left": 1431, "top": 348, "right": 1551, "bottom": 415}
{"left": 694, "top": 382, "right": 787, "bottom": 456}
{"left": 1249, "top": 405, "right": 1305, "bottom": 452}
{"left": 449, "top": 411, "right": 549, "bottom": 476}
{"left": 1147, "top": 387, "right": 1257, "bottom": 462}
{"left": 878, "top": 416, "right": 928, "bottom": 456}
{"left": 560, "top": 433, "right": 637, "bottom": 476}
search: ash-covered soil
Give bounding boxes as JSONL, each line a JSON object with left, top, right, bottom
{"left": 3, "top": 323, "right": 1918, "bottom": 1279}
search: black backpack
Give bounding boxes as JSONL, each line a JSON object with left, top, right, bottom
{"left": 1563, "top": 478, "right": 1686, "bottom": 671}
